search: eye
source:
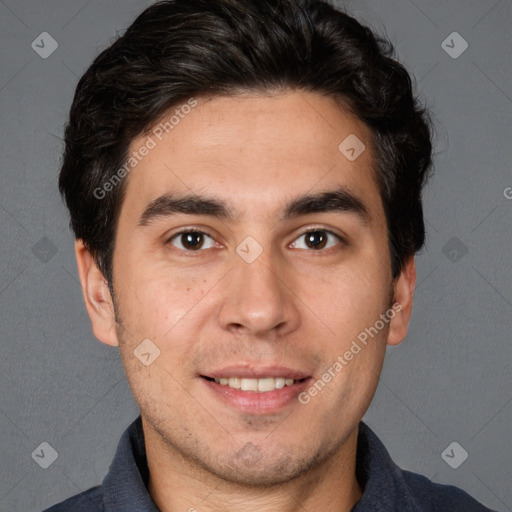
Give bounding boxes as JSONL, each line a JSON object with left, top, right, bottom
{"left": 290, "top": 229, "right": 342, "bottom": 250}
{"left": 167, "top": 230, "right": 217, "bottom": 251}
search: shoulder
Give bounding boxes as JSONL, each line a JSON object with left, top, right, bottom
{"left": 355, "top": 422, "right": 496, "bottom": 512}
{"left": 42, "top": 485, "right": 103, "bottom": 512}
{"left": 402, "top": 469, "right": 496, "bottom": 512}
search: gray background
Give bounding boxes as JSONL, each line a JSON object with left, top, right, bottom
{"left": 0, "top": 0, "right": 510, "bottom": 511}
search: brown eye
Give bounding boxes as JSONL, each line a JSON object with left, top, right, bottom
{"left": 168, "top": 231, "right": 215, "bottom": 251}
{"left": 304, "top": 231, "right": 328, "bottom": 249}
{"left": 290, "top": 230, "right": 341, "bottom": 250}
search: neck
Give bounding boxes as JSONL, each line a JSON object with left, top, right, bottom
{"left": 144, "top": 419, "right": 363, "bottom": 512}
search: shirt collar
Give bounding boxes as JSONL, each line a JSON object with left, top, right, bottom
{"left": 102, "top": 416, "right": 159, "bottom": 511}
{"left": 352, "top": 422, "right": 420, "bottom": 511}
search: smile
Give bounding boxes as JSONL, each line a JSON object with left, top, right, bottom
{"left": 201, "top": 374, "right": 311, "bottom": 414}
{"left": 211, "top": 376, "right": 298, "bottom": 392}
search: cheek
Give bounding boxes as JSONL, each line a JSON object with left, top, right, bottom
{"left": 115, "top": 269, "right": 211, "bottom": 402}
{"left": 300, "top": 260, "right": 391, "bottom": 337}
{"left": 115, "top": 255, "right": 220, "bottom": 345}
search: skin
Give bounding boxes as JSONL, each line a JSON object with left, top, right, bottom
{"left": 75, "top": 91, "right": 416, "bottom": 512}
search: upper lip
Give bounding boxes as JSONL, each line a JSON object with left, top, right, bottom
{"left": 202, "top": 365, "right": 312, "bottom": 380}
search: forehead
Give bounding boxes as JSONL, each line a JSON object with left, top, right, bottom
{"left": 120, "top": 91, "right": 381, "bottom": 222}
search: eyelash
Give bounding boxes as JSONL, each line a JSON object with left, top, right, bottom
{"left": 166, "top": 227, "right": 345, "bottom": 253}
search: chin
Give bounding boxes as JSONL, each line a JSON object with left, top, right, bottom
{"left": 209, "top": 458, "right": 306, "bottom": 488}
{"left": 204, "top": 441, "right": 336, "bottom": 488}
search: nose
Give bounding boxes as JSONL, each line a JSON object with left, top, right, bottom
{"left": 217, "top": 248, "right": 301, "bottom": 338}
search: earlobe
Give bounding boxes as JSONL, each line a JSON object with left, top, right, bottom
{"left": 74, "top": 240, "right": 120, "bottom": 347}
{"left": 387, "top": 256, "right": 417, "bottom": 346}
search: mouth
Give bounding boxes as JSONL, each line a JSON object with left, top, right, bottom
{"left": 199, "top": 369, "right": 312, "bottom": 414}
{"left": 201, "top": 375, "right": 308, "bottom": 393}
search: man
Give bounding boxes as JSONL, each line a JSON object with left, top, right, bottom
{"left": 46, "top": 0, "right": 496, "bottom": 510}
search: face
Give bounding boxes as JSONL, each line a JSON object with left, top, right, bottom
{"left": 79, "top": 91, "right": 415, "bottom": 486}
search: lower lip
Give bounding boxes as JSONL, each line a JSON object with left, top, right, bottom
{"left": 201, "top": 377, "right": 311, "bottom": 415}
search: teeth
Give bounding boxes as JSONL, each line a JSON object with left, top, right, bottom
{"left": 275, "top": 377, "right": 286, "bottom": 389}
{"left": 228, "top": 377, "right": 241, "bottom": 389}
{"left": 240, "top": 378, "right": 258, "bottom": 391}
{"left": 213, "top": 377, "right": 296, "bottom": 392}
{"left": 257, "top": 377, "right": 275, "bottom": 392}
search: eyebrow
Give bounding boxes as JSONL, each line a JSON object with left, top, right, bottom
{"left": 137, "top": 188, "right": 369, "bottom": 226}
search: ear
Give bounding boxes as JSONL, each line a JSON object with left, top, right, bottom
{"left": 75, "top": 239, "right": 120, "bottom": 347}
{"left": 387, "top": 256, "right": 417, "bottom": 346}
